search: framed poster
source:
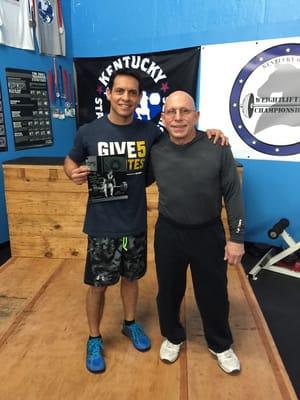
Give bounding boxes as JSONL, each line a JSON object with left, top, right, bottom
{"left": 6, "top": 68, "right": 53, "bottom": 150}
{"left": 0, "top": 83, "right": 8, "bottom": 151}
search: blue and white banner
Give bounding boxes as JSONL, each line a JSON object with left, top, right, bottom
{"left": 199, "top": 37, "right": 300, "bottom": 161}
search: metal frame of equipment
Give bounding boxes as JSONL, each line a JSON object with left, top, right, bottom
{"left": 248, "top": 219, "right": 300, "bottom": 280}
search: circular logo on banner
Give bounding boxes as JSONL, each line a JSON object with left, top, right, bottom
{"left": 38, "top": 1, "right": 54, "bottom": 24}
{"left": 229, "top": 43, "right": 300, "bottom": 156}
{"left": 94, "top": 56, "right": 171, "bottom": 125}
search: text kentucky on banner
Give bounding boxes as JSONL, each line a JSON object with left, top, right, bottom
{"left": 74, "top": 47, "right": 200, "bottom": 127}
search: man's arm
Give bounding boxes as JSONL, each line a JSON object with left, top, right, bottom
{"left": 64, "top": 155, "right": 90, "bottom": 185}
{"left": 145, "top": 157, "right": 155, "bottom": 187}
{"left": 220, "top": 147, "right": 245, "bottom": 265}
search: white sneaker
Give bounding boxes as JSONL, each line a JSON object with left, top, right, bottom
{"left": 160, "top": 339, "right": 183, "bottom": 363}
{"left": 209, "top": 348, "right": 240, "bottom": 374}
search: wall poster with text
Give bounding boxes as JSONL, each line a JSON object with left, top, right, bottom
{"left": 6, "top": 68, "right": 53, "bottom": 150}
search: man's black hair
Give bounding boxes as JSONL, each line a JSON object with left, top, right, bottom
{"left": 107, "top": 68, "right": 143, "bottom": 93}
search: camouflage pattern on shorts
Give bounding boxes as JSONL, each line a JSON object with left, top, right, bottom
{"left": 84, "top": 233, "right": 147, "bottom": 287}
{"left": 122, "top": 234, "right": 147, "bottom": 281}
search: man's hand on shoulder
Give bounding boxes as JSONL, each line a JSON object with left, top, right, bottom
{"left": 224, "top": 241, "right": 244, "bottom": 266}
{"left": 206, "top": 129, "right": 229, "bottom": 146}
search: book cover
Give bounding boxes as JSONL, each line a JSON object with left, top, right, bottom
{"left": 86, "top": 155, "right": 128, "bottom": 203}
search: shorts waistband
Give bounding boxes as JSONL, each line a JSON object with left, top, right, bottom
{"left": 158, "top": 213, "right": 220, "bottom": 230}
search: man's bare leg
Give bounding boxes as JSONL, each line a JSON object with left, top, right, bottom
{"left": 86, "top": 286, "right": 107, "bottom": 373}
{"left": 120, "top": 277, "right": 151, "bottom": 351}
{"left": 86, "top": 286, "right": 107, "bottom": 336}
{"left": 120, "top": 277, "right": 138, "bottom": 320}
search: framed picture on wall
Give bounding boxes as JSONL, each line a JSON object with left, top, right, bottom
{"left": 6, "top": 68, "right": 53, "bottom": 150}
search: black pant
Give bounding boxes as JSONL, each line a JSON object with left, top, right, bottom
{"left": 154, "top": 215, "right": 233, "bottom": 352}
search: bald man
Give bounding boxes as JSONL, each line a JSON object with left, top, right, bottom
{"left": 151, "top": 91, "right": 245, "bottom": 374}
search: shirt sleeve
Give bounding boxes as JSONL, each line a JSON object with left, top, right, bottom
{"left": 146, "top": 125, "right": 162, "bottom": 186}
{"left": 220, "top": 147, "right": 245, "bottom": 243}
{"left": 145, "top": 157, "right": 155, "bottom": 187}
{"left": 68, "top": 126, "right": 87, "bottom": 164}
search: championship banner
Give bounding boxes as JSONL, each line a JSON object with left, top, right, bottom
{"left": 74, "top": 47, "right": 200, "bottom": 127}
{"left": 199, "top": 37, "right": 300, "bottom": 161}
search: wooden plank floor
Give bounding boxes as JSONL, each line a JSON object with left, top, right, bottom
{"left": 0, "top": 254, "right": 297, "bottom": 399}
{"left": 185, "top": 266, "right": 296, "bottom": 399}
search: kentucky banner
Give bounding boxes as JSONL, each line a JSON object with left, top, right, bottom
{"left": 199, "top": 37, "right": 300, "bottom": 161}
{"left": 74, "top": 47, "right": 200, "bottom": 127}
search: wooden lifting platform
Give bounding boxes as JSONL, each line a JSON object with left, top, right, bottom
{"left": 0, "top": 159, "right": 297, "bottom": 399}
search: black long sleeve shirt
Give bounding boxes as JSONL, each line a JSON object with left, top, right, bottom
{"left": 150, "top": 130, "right": 244, "bottom": 243}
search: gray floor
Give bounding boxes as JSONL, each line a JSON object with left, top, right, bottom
{"left": 242, "top": 250, "right": 300, "bottom": 398}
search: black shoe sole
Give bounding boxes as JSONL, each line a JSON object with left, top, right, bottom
{"left": 160, "top": 357, "right": 178, "bottom": 364}
{"left": 86, "top": 367, "right": 106, "bottom": 374}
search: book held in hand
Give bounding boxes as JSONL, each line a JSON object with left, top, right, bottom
{"left": 86, "top": 155, "right": 128, "bottom": 203}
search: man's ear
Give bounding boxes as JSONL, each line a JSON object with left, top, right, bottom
{"left": 193, "top": 111, "right": 200, "bottom": 127}
{"left": 106, "top": 88, "right": 111, "bottom": 101}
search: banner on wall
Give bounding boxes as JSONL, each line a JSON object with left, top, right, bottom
{"left": 74, "top": 47, "right": 200, "bottom": 127}
{"left": 199, "top": 37, "right": 300, "bottom": 161}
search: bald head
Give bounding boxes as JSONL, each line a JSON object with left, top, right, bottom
{"left": 164, "top": 91, "right": 196, "bottom": 111}
{"left": 162, "top": 90, "right": 199, "bottom": 145}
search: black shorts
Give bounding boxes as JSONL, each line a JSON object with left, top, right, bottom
{"left": 84, "top": 233, "right": 147, "bottom": 287}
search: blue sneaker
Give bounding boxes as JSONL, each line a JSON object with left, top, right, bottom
{"left": 86, "top": 337, "right": 105, "bottom": 373}
{"left": 122, "top": 322, "right": 151, "bottom": 352}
